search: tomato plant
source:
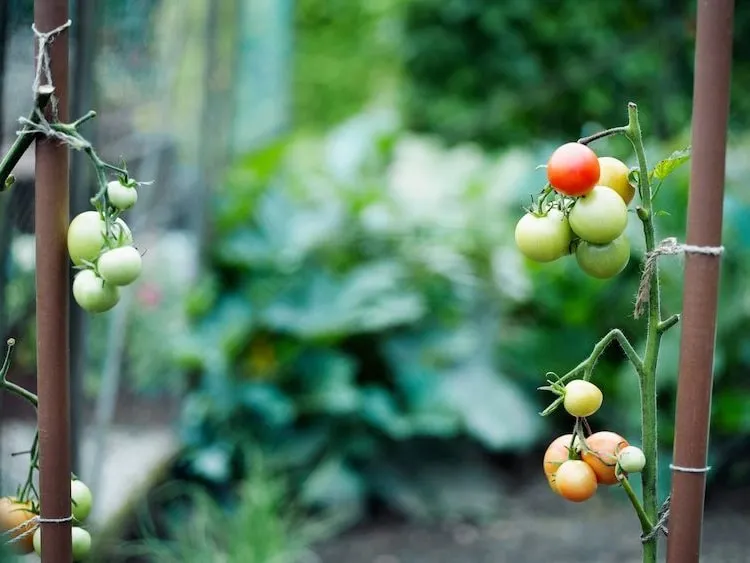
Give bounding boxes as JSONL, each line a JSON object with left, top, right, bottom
{"left": 546, "top": 142, "right": 600, "bottom": 197}
{"left": 563, "top": 380, "right": 603, "bottom": 417}
{"left": 575, "top": 235, "right": 631, "bottom": 279}
{"left": 514, "top": 207, "right": 572, "bottom": 263}
{"left": 554, "top": 459, "right": 598, "bottom": 502}
{"left": 519, "top": 103, "right": 697, "bottom": 563}
{"left": 568, "top": 185, "right": 628, "bottom": 244}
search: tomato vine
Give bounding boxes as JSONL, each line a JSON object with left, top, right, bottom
{"left": 521, "top": 102, "right": 693, "bottom": 563}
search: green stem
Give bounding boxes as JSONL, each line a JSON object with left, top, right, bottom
{"left": 625, "top": 102, "right": 661, "bottom": 563}
{"left": 0, "top": 86, "right": 54, "bottom": 190}
{"left": 620, "top": 474, "right": 654, "bottom": 535}
{"left": 0, "top": 339, "right": 38, "bottom": 408}
{"left": 556, "top": 328, "right": 643, "bottom": 385}
{"left": 577, "top": 125, "right": 628, "bottom": 145}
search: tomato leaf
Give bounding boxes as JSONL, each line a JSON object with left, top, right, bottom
{"left": 649, "top": 146, "right": 691, "bottom": 182}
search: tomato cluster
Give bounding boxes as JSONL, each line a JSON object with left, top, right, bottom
{"left": 68, "top": 179, "right": 143, "bottom": 314}
{"left": 543, "top": 379, "right": 646, "bottom": 503}
{"left": 0, "top": 478, "right": 93, "bottom": 560}
{"left": 515, "top": 142, "right": 636, "bottom": 279}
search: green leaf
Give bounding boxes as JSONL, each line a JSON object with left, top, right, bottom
{"left": 300, "top": 457, "right": 365, "bottom": 510}
{"left": 650, "top": 146, "right": 691, "bottom": 181}
{"left": 295, "top": 350, "right": 360, "bottom": 415}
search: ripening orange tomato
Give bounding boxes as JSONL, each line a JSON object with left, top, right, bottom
{"left": 0, "top": 497, "right": 36, "bottom": 554}
{"left": 582, "top": 431, "right": 630, "bottom": 485}
{"left": 555, "top": 460, "right": 598, "bottom": 502}
{"left": 543, "top": 434, "right": 576, "bottom": 494}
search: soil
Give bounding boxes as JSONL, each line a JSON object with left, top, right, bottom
{"left": 312, "top": 465, "right": 750, "bottom": 563}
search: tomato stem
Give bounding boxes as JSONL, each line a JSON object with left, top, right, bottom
{"left": 0, "top": 339, "right": 38, "bottom": 409}
{"left": 620, "top": 473, "right": 654, "bottom": 535}
{"left": 577, "top": 126, "right": 628, "bottom": 145}
{"left": 0, "top": 87, "right": 54, "bottom": 191}
{"left": 625, "top": 102, "right": 662, "bottom": 563}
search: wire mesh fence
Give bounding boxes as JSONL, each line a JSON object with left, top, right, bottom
{"left": 0, "top": 0, "right": 292, "bottom": 523}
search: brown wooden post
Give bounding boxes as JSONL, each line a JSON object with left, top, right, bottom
{"left": 666, "top": 1, "right": 734, "bottom": 562}
{"left": 34, "top": 0, "right": 73, "bottom": 561}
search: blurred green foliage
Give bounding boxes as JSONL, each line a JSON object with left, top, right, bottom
{"left": 293, "top": 0, "right": 402, "bottom": 130}
{"left": 176, "top": 104, "right": 750, "bottom": 514}
{"left": 401, "top": 0, "right": 750, "bottom": 148}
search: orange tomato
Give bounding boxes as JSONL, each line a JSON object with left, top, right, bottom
{"left": 555, "top": 460, "right": 598, "bottom": 502}
{"left": 582, "top": 431, "right": 630, "bottom": 485}
{"left": 543, "top": 434, "right": 576, "bottom": 494}
{"left": 0, "top": 497, "right": 36, "bottom": 554}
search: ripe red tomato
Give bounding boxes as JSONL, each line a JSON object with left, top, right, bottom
{"left": 582, "top": 431, "right": 630, "bottom": 485}
{"left": 555, "top": 460, "right": 598, "bottom": 502}
{"left": 546, "top": 143, "right": 600, "bottom": 197}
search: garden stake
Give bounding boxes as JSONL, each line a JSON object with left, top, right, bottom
{"left": 666, "top": 0, "right": 734, "bottom": 562}
{"left": 34, "top": 0, "right": 74, "bottom": 560}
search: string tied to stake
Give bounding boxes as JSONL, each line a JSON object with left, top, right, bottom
{"left": 639, "top": 464, "right": 712, "bottom": 543}
{"left": 2, "top": 514, "right": 74, "bottom": 546}
{"left": 634, "top": 237, "right": 724, "bottom": 319}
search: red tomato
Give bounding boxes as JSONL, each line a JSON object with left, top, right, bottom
{"left": 546, "top": 142, "right": 600, "bottom": 197}
{"left": 543, "top": 434, "right": 576, "bottom": 494}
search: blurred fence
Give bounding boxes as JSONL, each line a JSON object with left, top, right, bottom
{"left": 0, "top": 0, "right": 292, "bottom": 518}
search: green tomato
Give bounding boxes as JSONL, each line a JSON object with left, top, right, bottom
{"left": 67, "top": 211, "right": 133, "bottom": 266}
{"left": 575, "top": 235, "right": 630, "bottom": 279}
{"left": 71, "top": 479, "right": 93, "bottom": 522}
{"left": 569, "top": 185, "right": 628, "bottom": 244}
{"left": 72, "top": 269, "right": 120, "bottom": 313}
{"left": 97, "top": 246, "right": 143, "bottom": 286}
{"left": 107, "top": 180, "right": 138, "bottom": 210}
{"left": 618, "top": 445, "right": 646, "bottom": 473}
{"left": 514, "top": 208, "right": 572, "bottom": 263}
{"left": 34, "top": 526, "right": 92, "bottom": 561}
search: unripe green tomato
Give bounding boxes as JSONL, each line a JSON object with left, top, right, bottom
{"left": 71, "top": 479, "right": 93, "bottom": 522}
{"left": 107, "top": 180, "right": 138, "bottom": 210}
{"left": 67, "top": 211, "right": 133, "bottom": 266}
{"left": 514, "top": 208, "right": 573, "bottom": 263}
{"left": 34, "top": 526, "right": 92, "bottom": 561}
{"left": 618, "top": 445, "right": 646, "bottom": 473}
{"left": 563, "top": 379, "right": 603, "bottom": 417}
{"left": 72, "top": 269, "right": 120, "bottom": 314}
{"left": 97, "top": 246, "right": 143, "bottom": 286}
{"left": 569, "top": 185, "right": 628, "bottom": 244}
{"left": 575, "top": 234, "right": 630, "bottom": 279}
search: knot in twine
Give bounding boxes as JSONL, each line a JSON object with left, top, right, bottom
{"left": 30, "top": 19, "right": 72, "bottom": 116}
{"left": 634, "top": 237, "right": 724, "bottom": 318}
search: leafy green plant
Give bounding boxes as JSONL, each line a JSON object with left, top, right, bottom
{"left": 120, "top": 458, "right": 324, "bottom": 563}
{"left": 401, "top": 0, "right": 750, "bottom": 148}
